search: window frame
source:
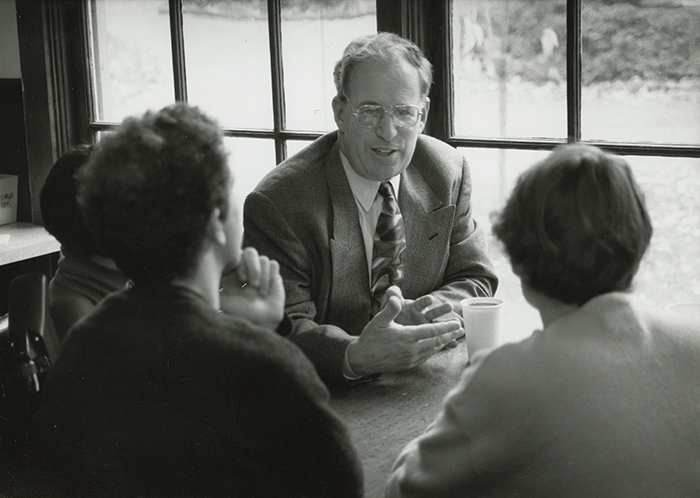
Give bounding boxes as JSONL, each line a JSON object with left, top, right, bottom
{"left": 60, "top": 0, "right": 700, "bottom": 160}
{"left": 83, "top": 0, "right": 364, "bottom": 165}
{"left": 424, "top": 0, "right": 700, "bottom": 158}
{"left": 15, "top": 0, "right": 700, "bottom": 223}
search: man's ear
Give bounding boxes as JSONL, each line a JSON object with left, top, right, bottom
{"left": 419, "top": 97, "right": 430, "bottom": 131}
{"left": 207, "top": 208, "right": 227, "bottom": 246}
{"left": 332, "top": 96, "right": 346, "bottom": 131}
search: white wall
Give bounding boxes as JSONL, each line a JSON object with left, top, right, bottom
{"left": 0, "top": 0, "right": 20, "bottom": 78}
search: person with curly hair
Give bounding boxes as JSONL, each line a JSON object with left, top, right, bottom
{"left": 27, "top": 103, "right": 362, "bottom": 498}
{"left": 386, "top": 144, "right": 700, "bottom": 497}
{"left": 40, "top": 144, "right": 129, "bottom": 341}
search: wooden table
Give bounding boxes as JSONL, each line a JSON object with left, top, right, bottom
{"left": 329, "top": 340, "right": 470, "bottom": 498}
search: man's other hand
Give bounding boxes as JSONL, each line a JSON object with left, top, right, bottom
{"left": 383, "top": 286, "right": 456, "bottom": 326}
{"left": 346, "top": 293, "right": 464, "bottom": 378}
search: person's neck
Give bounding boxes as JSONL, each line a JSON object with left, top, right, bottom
{"left": 538, "top": 300, "right": 579, "bottom": 328}
{"left": 522, "top": 283, "right": 579, "bottom": 328}
{"left": 87, "top": 254, "right": 120, "bottom": 270}
{"left": 170, "top": 251, "right": 223, "bottom": 311}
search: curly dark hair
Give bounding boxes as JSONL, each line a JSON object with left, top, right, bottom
{"left": 77, "top": 103, "right": 230, "bottom": 284}
{"left": 40, "top": 144, "right": 102, "bottom": 258}
{"left": 491, "top": 144, "right": 652, "bottom": 305}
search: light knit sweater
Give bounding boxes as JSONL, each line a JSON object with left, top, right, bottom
{"left": 387, "top": 292, "right": 700, "bottom": 497}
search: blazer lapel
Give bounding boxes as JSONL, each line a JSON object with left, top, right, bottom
{"left": 400, "top": 165, "right": 455, "bottom": 299}
{"left": 326, "top": 146, "right": 371, "bottom": 333}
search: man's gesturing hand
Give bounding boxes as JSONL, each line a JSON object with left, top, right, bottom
{"left": 383, "top": 286, "right": 456, "bottom": 326}
{"left": 346, "top": 294, "right": 464, "bottom": 378}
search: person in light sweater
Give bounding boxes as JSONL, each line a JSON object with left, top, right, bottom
{"left": 386, "top": 143, "right": 700, "bottom": 497}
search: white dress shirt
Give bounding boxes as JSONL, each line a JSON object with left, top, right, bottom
{"left": 339, "top": 151, "right": 401, "bottom": 286}
{"left": 339, "top": 151, "right": 402, "bottom": 381}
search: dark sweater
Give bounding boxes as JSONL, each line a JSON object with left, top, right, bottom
{"left": 28, "top": 283, "right": 362, "bottom": 497}
{"left": 48, "top": 249, "right": 129, "bottom": 341}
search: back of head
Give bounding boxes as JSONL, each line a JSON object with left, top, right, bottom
{"left": 40, "top": 144, "right": 100, "bottom": 257}
{"left": 77, "top": 103, "right": 230, "bottom": 284}
{"left": 333, "top": 32, "right": 433, "bottom": 100}
{"left": 492, "top": 144, "right": 652, "bottom": 305}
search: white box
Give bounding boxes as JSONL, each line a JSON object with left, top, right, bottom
{"left": 0, "top": 174, "right": 18, "bottom": 226}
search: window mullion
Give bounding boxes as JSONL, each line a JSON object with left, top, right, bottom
{"left": 426, "top": 0, "right": 452, "bottom": 142}
{"left": 376, "top": 0, "right": 404, "bottom": 35}
{"left": 267, "top": 0, "right": 287, "bottom": 164}
{"left": 567, "top": 0, "right": 582, "bottom": 143}
{"left": 377, "top": 0, "right": 450, "bottom": 141}
{"left": 169, "top": 0, "right": 188, "bottom": 102}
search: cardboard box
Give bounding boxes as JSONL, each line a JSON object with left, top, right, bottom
{"left": 0, "top": 174, "right": 18, "bottom": 226}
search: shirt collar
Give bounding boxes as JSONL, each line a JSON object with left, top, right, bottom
{"left": 339, "top": 150, "right": 401, "bottom": 213}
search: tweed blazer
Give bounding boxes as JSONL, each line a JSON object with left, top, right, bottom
{"left": 244, "top": 131, "right": 497, "bottom": 384}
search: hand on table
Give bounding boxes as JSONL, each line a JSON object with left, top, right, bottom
{"left": 219, "top": 247, "right": 285, "bottom": 331}
{"left": 383, "top": 286, "right": 456, "bottom": 326}
{"left": 383, "top": 286, "right": 462, "bottom": 350}
{"left": 346, "top": 292, "right": 464, "bottom": 378}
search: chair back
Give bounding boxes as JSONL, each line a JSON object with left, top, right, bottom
{"left": 1, "top": 271, "right": 60, "bottom": 484}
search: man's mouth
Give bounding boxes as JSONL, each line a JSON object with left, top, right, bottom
{"left": 372, "top": 148, "right": 397, "bottom": 157}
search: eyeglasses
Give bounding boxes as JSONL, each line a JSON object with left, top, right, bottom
{"left": 344, "top": 94, "right": 424, "bottom": 129}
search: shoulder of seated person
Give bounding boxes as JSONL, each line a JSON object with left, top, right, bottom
{"left": 253, "top": 133, "right": 337, "bottom": 192}
{"left": 216, "top": 315, "right": 322, "bottom": 372}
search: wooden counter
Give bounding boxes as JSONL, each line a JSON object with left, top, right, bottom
{"left": 0, "top": 222, "right": 59, "bottom": 266}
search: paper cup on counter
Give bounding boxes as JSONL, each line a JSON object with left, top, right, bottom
{"left": 460, "top": 297, "right": 504, "bottom": 356}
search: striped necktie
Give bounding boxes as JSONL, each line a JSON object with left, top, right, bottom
{"left": 370, "top": 181, "right": 406, "bottom": 316}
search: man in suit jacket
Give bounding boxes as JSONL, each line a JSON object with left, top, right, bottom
{"left": 243, "top": 33, "right": 497, "bottom": 385}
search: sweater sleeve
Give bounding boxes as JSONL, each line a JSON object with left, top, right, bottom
{"left": 219, "top": 324, "right": 364, "bottom": 498}
{"left": 386, "top": 346, "right": 537, "bottom": 498}
{"left": 386, "top": 368, "right": 483, "bottom": 498}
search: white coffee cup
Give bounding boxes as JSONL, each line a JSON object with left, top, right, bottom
{"left": 460, "top": 297, "right": 504, "bottom": 356}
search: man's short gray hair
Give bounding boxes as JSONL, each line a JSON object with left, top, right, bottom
{"left": 333, "top": 32, "right": 433, "bottom": 101}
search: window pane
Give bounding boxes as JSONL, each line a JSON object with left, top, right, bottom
{"left": 183, "top": 1, "right": 273, "bottom": 129}
{"left": 96, "top": 134, "right": 275, "bottom": 202}
{"left": 281, "top": 1, "right": 376, "bottom": 132}
{"left": 89, "top": 0, "right": 174, "bottom": 122}
{"left": 285, "top": 139, "right": 317, "bottom": 159}
{"left": 459, "top": 147, "right": 550, "bottom": 344}
{"left": 224, "top": 137, "right": 276, "bottom": 200}
{"left": 582, "top": 2, "right": 700, "bottom": 144}
{"left": 452, "top": 0, "right": 567, "bottom": 139}
{"left": 462, "top": 148, "right": 700, "bottom": 344}
{"left": 629, "top": 156, "right": 700, "bottom": 307}
{"left": 95, "top": 130, "right": 116, "bottom": 143}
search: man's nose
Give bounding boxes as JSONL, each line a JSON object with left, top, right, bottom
{"left": 375, "top": 111, "right": 399, "bottom": 141}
